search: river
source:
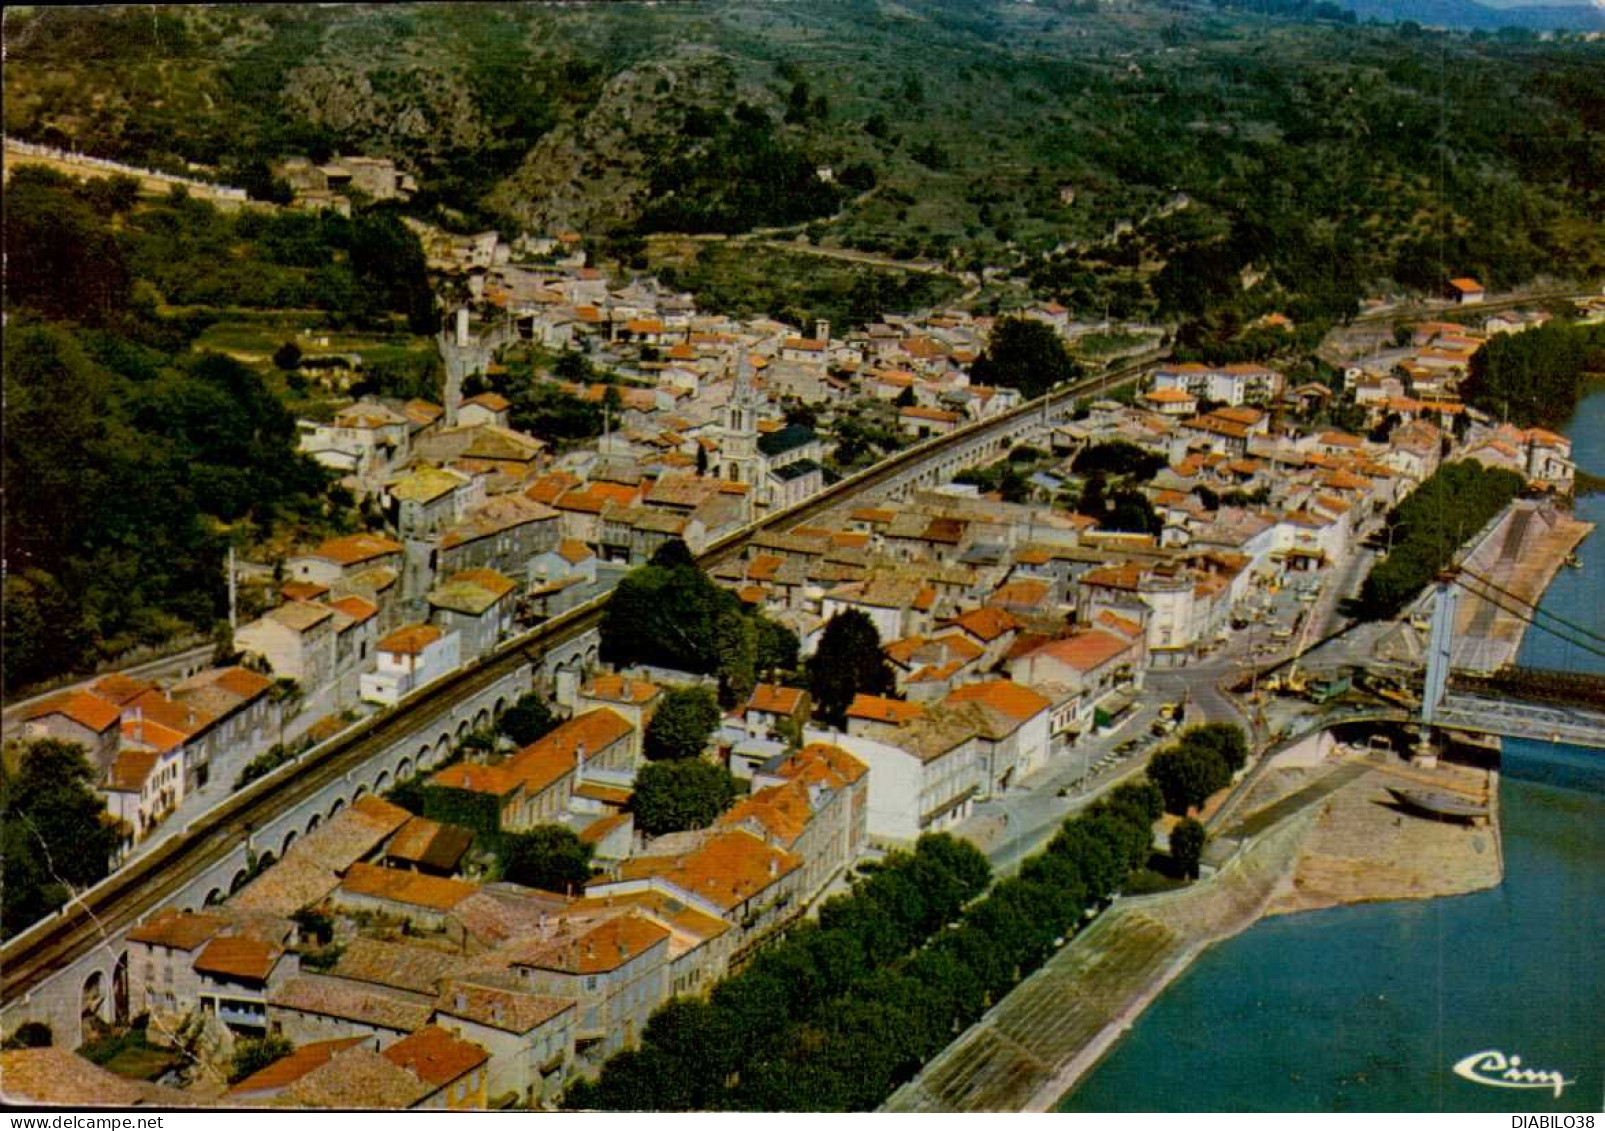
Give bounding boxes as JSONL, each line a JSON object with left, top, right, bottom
{"left": 1061, "top": 388, "right": 1605, "bottom": 1112}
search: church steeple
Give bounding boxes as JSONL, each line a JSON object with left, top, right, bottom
{"left": 722, "top": 352, "right": 759, "bottom": 483}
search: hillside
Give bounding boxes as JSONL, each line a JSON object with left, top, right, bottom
{"left": 3, "top": 2, "right": 1601, "bottom": 325}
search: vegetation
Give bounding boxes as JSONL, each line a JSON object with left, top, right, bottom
{"left": 1145, "top": 724, "right": 1250, "bottom": 816}
{"left": 1461, "top": 321, "right": 1605, "bottom": 430}
{"left": 631, "top": 760, "right": 740, "bottom": 837}
{"left": 954, "top": 462, "right": 1034, "bottom": 504}
{"left": 1, "top": 740, "right": 124, "bottom": 940}
{"left": 1354, "top": 460, "right": 1526, "bottom": 620}
{"left": 2, "top": 172, "right": 379, "bottom": 688}
{"left": 1171, "top": 817, "right": 1207, "bottom": 879}
{"left": 643, "top": 687, "right": 722, "bottom": 763}
{"left": 229, "top": 1036, "right": 294, "bottom": 1084}
{"left": 572, "top": 777, "right": 1164, "bottom": 1111}
{"left": 5, "top": 4, "right": 1599, "bottom": 340}
{"left": 807, "top": 610, "right": 896, "bottom": 727}
{"left": 499, "top": 825, "right": 594, "bottom": 894}
{"left": 1073, "top": 440, "right": 1166, "bottom": 482}
{"left": 601, "top": 556, "right": 791, "bottom": 705}
{"left": 969, "top": 317, "right": 1082, "bottom": 399}
{"left": 498, "top": 692, "right": 560, "bottom": 747}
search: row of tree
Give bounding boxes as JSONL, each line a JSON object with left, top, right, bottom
{"left": 1146, "top": 723, "right": 1251, "bottom": 816}
{"left": 1353, "top": 460, "right": 1526, "bottom": 620}
{"left": 571, "top": 775, "right": 1171, "bottom": 1111}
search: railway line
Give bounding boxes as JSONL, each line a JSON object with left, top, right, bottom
{"left": 0, "top": 351, "right": 1163, "bottom": 1017}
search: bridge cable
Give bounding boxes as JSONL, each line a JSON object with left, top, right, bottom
{"left": 1450, "top": 575, "right": 1605, "bottom": 661}
{"left": 1457, "top": 565, "right": 1605, "bottom": 647}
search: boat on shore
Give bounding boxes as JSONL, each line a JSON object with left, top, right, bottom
{"left": 1385, "top": 785, "right": 1488, "bottom": 823}
{"left": 1565, "top": 551, "right": 1582, "bottom": 569}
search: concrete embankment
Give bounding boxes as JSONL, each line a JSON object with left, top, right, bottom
{"left": 885, "top": 750, "right": 1503, "bottom": 1113}
{"left": 884, "top": 807, "right": 1318, "bottom": 1112}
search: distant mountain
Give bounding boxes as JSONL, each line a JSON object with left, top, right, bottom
{"left": 1337, "top": 0, "right": 1605, "bottom": 29}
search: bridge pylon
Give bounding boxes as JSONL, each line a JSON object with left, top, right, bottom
{"left": 1421, "top": 571, "right": 1459, "bottom": 728}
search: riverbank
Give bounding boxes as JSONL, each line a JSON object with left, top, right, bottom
{"left": 885, "top": 749, "right": 1503, "bottom": 1112}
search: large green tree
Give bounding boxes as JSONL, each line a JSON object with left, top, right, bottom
{"left": 644, "top": 686, "right": 722, "bottom": 762}
{"left": 1, "top": 740, "right": 123, "bottom": 939}
{"left": 807, "top": 610, "right": 896, "bottom": 727}
{"left": 500, "top": 825, "right": 594, "bottom": 894}
{"left": 631, "top": 760, "right": 739, "bottom": 837}
{"left": 499, "top": 692, "right": 558, "bottom": 747}
{"left": 969, "top": 316, "right": 1081, "bottom": 399}
{"left": 1171, "top": 817, "right": 1207, "bottom": 879}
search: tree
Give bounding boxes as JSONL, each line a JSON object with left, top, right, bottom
{"left": 807, "top": 609, "right": 895, "bottom": 727}
{"left": 499, "top": 692, "right": 558, "bottom": 747}
{"left": 644, "top": 686, "right": 721, "bottom": 761}
{"left": 7, "top": 740, "right": 122, "bottom": 891}
{"left": 229, "top": 1035, "right": 293, "bottom": 1083}
{"left": 272, "top": 340, "right": 302, "bottom": 370}
{"left": 969, "top": 317, "right": 1080, "bottom": 399}
{"left": 649, "top": 538, "right": 697, "bottom": 571}
{"left": 631, "top": 760, "right": 739, "bottom": 837}
{"left": 500, "top": 825, "right": 594, "bottom": 894}
{"left": 755, "top": 617, "right": 800, "bottom": 677}
{"left": 1171, "top": 817, "right": 1207, "bottom": 879}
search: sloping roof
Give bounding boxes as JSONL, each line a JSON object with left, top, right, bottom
{"left": 339, "top": 862, "right": 478, "bottom": 913}
{"left": 128, "top": 908, "right": 230, "bottom": 951}
{"left": 945, "top": 679, "right": 1052, "bottom": 723}
{"left": 331, "top": 938, "right": 469, "bottom": 996}
{"left": 947, "top": 606, "right": 1020, "bottom": 643}
{"left": 380, "top": 1025, "right": 488, "bottom": 1087}
{"left": 386, "top": 816, "right": 475, "bottom": 872}
{"left": 503, "top": 913, "right": 671, "bottom": 975}
{"left": 434, "top": 978, "right": 575, "bottom": 1034}
{"left": 609, "top": 829, "right": 802, "bottom": 913}
{"left": 302, "top": 533, "right": 403, "bottom": 567}
{"left": 377, "top": 624, "right": 444, "bottom": 656}
{"left": 502, "top": 708, "right": 633, "bottom": 795}
{"left": 427, "top": 569, "right": 517, "bottom": 616}
{"left": 230, "top": 1038, "right": 367, "bottom": 1097}
{"left": 719, "top": 781, "right": 813, "bottom": 847}
{"left": 194, "top": 936, "right": 282, "bottom": 982}
{"left": 746, "top": 683, "right": 806, "bottom": 717}
{"left": 268, "top": 974, "right": 435, "bottom": 1032}
{"left": 280, "top": 1045, "right": 433, "bottom": 1109}
{"left": 767, "top": 742, "right": 869, "bottom": 788}
{"left": 22, "top": 689, "right": 121, "bottom": 732}
{"left": 846, "top": 694, "right": 927, "bottom": 726}
{"left": 1026, "top": 630, "right": 1133, "bottom": 674}
{"left": 580, "top": 673, "right": 660, "bottom": 705}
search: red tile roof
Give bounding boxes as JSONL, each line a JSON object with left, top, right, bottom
{"left": 945, "top": 679, "right": 1052, "bottom": 722}
{"left": 378, "top": 624, "right": 444, "bottom": 656}
{"left": 381, "top": 1025, "right": 488, "bottom": 1087}
{"left": 194, "top": 936, "right": 282, "bottom": 982}
{"left": 746, "top": 684, "right": 806, "bottom": 717}
{"left": 230, "top": 1037, "right": 368, "bottom": 1096}
{"left": 846, "top": 694, "right": 927, "bottom": 726}
{"left": 23, "top": 689, "right": 121, "bottom": 733}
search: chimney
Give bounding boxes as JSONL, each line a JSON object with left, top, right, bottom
{"left": 455, "top": 989, "right": 467, "bottom": 1012}
{"left": 621, "top": 678, "right": 632, "bottom": 699}
{"left": 619, "top": 940, "right": 630, "bottom": 960}
{"left": 768, "top": 857, "right": 778, "bottom": 879}
{"left": 575, "top": 742, "right": 587, "bottom": 769}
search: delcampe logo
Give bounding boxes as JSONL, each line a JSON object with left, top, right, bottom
{"left": 1453, "top": 1050, "right": 1574, "bottom": 1098}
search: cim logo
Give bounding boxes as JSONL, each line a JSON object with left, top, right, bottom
{"left": 1454, "top": 1050, "right": 1574, "bottom": 1098}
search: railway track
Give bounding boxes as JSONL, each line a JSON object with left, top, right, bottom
{"left": 0, "top": 351, "right": 1161, "bottom": 1008}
